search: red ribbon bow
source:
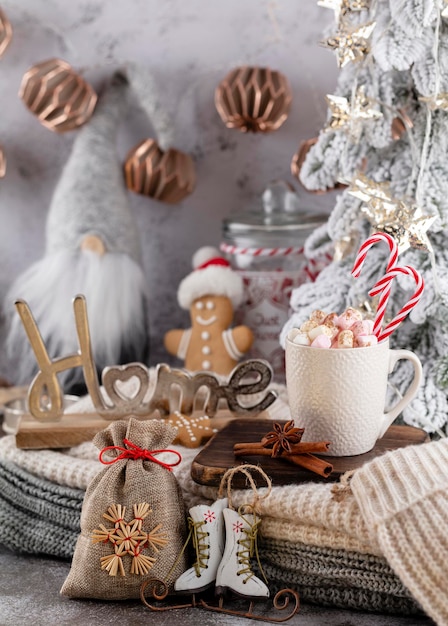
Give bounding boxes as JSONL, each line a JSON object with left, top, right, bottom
{"left": 99, "top": 438, "right": 182, "bottom": 472}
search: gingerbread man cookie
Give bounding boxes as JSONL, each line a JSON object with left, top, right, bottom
{"left": 164, "top": 247, "right": 253, "bottom": 376}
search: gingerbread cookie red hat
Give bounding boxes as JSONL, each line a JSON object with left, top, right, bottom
{"left": 177, "top": 246, "right": 244, "bottom": 310}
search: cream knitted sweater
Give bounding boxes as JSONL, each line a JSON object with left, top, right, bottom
{"left": 350, "top": 437, "right": 448, "bottom": 626}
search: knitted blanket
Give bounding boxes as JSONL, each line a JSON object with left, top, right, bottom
{"left": 2, "top": 422, "right": 448, "bottom": 621}
{"left": 0, "top": 455, "right": 414, "bottom": 615}
{"left": 0, "top": 435, "right": 379, "bottom": 555}
{"left": 260, "top": 537, "right": 420, "bottom": 616}
{"left": 0, "top": 458, "right": 82, "bottom": 558}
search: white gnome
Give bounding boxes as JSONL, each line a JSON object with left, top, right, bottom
{"left": 5, "top": 73, "right": 149, "bottom": 393}
{"left": 164, "top": 247, "right": 253, "bottom": 376}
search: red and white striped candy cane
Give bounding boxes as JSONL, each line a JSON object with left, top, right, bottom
{"left": 369, "top": 265, "right": 424, "bottom": 342}
{"left": 351, "top": 232, "right": 398, "bottom": 278}
{"left": 220, "top": 243, "right": 304, "bottom": 257}
{"left": 351, "top": 232, "right": 399, "bottom": 336}
{"left": 220, "top": 243, "right": 332, "bottom": 280}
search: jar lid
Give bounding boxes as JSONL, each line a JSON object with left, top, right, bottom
{"left": 223, "top": 181, "right": 327, "bottom": 236}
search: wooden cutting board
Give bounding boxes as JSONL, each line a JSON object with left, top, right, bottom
{"left": 191, "top": 419, "right": 430, "bottom": 487}
{"left": 13, "top": 410, "right": 269, "bottom": 449}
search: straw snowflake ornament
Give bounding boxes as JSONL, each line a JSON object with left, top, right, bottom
{"left": 92, "top": 503, "right": 168, "bottom": 577}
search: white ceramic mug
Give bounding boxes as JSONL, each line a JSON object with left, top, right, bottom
{"left": 285, "top": 338, "right": 422, "bottom": 456}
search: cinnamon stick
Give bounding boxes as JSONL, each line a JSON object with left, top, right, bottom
{"left": 233, "top": 446, "right": 333, "bottom": 478}
{"left": 287, "top": 442, "right": 331, "bottom": 454}
{"left": 287, "top": 453, "right": 333, "bottom": 478}
{"left": 234, "top": 442, "right": 269, "bottom": 450}
{"left": 232, "top": 419, "right": 334, "bottom": 479}
{"left": 234, "top": 442, "right": 330, "bottom": 455}
{"left": 234, "top": 447, "right": 273, "bottom": 458}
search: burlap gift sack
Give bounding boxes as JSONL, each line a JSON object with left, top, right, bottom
{"left": 61, "top": 418, "right": 187, "bottom": 599}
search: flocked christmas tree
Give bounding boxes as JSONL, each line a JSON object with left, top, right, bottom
{"left": 282, "top": 0, "right": 448, "bottom": 434}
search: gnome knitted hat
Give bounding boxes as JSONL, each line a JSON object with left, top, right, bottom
{"left": 46, "top": 72, "right": 141, "bottom": 262}
{"left": 177, "top": 246, "right": 244, "bottom": 310}
{"left": 6, "top": 74, "right": 149, "bottom": 392}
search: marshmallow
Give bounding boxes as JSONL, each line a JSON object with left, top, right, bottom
{"left": 294, "top": 308, "right": 379, "bottom": 350}
{"left": 311, "top": 334, "right": 332, "bottom": 349}
{"left": 324, "top": 312, "right": 338, "bottom": 326}
{"left": 292, "top": 332, "right": 311, "bottom": 346}
{"left": 338, "top": 329, "right": 354, "bottom": 348}
{"left": 324, "top": 321, "right": 338, "bottom": 337}
{"left": 352, "top": 320, "right": 374, "bottom": 337}
{"left": 356, "top": 334, "right": 378, "bottom": 348}
{"left": 308, "top": 324, "right": 335, "bottom": 341}
{"left": 337, "top": 307, "right": 363, "bottom": 330}
{"left": 300, "top": 320, "right": 318, "bottom": 333}
{"left": 330, "top": 333, "right": 340, "bottom": 348}
{"left": 310, "top": 309, "right": 327, "bottom": 324}
{"left": 287, "top": 328, "right": 301, "bottom": 341}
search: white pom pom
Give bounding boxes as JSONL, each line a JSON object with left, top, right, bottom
{"left": 192, "top": 246, "right": 221, "bottom": 269}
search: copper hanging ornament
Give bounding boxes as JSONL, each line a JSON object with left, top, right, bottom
{"left": 391, "top": 109, "right": 413, "bottom": 141}
{"left": 124, "top": 138, "right": 196, "bottom": 204}
{"left": 0, "top": 7, "right": 12, "bottom": 58}
{"left": 0, "top": 145, "right": 5, "bottom": 178}
{"left": 291, "top": 137, "right": 347, "bottom": 194}
{"left": 19, "top": 58, "right": 97, "bottom": 133}
{"left": 215, "top": 66, "right": 292, "bottom": 133}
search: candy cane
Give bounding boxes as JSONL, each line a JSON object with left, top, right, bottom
{"left": 369, "top": 265, "right": 424, "bottom": 342}
{"left": 351, "top": 232, "right": 398, "bottom": 278}
{"left": 220, "top": 243, "right": 304, "bottom": 257}
{"left": 351, "top": 233, "right": 399, "bottom": 336}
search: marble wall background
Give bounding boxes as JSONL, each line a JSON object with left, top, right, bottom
{"left": 0, "top": 0, "right": 337, "bottom": 378}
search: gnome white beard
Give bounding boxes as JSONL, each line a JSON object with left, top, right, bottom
{"left": 6, "top": 249, "right": 149, "bottom": 392}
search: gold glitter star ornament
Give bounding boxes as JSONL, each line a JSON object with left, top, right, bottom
{"left": 347, "top": 173, "right": 437, "bottom": 254}
{"left": 442, "top": 0, "right": 448, "bottom": 19}
{"left": 364, "top": 204, "right": 437, "bottom": 255}
{"left": 318, "top": 0, "right": 370, "bottom": 20}
{"left": 419, "top": 93, "right": 448, "bottom": 111}
{"left": 321, "top": 21, "right": 376, "bottom": 67}
{"left": 347, "top": 172, "right": 393, "bottom": 204}
{"left": 334, "top": 232, "right": 358, "bottom": 261}
{"left": 325, "top": 87, "right": 382, "bottom": 141}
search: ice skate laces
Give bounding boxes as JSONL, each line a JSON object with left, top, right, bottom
{"left": 189, "top": 517, "right": 209, "bottom": 577}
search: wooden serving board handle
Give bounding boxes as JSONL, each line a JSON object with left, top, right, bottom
{"left": 14, "top": 410, "right": 270, "bottom": 450}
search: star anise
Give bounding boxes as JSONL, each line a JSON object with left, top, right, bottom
{"left": 261, "top": 420, "right": 304, "bottom": 457}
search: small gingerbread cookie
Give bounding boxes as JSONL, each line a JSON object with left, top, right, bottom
{"left": 164, "top": 247, "right": 253, "bottom": 376}
{"left": 166, "top": 411, "right": 217, "bottom": 448}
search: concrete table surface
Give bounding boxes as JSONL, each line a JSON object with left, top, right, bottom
{"left": 0, "top": 545, "right": 435, "bottom": 626}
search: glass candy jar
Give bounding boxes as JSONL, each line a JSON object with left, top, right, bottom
{"left": 221, "top": 182, "right": 328, "bottom": 379}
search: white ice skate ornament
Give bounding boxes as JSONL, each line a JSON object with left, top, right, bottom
{"left": 174, "top": 498, "right": 228, "bottom": 594}
{"left": 141, "top": 464, "right": 300, "bottom": 622}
